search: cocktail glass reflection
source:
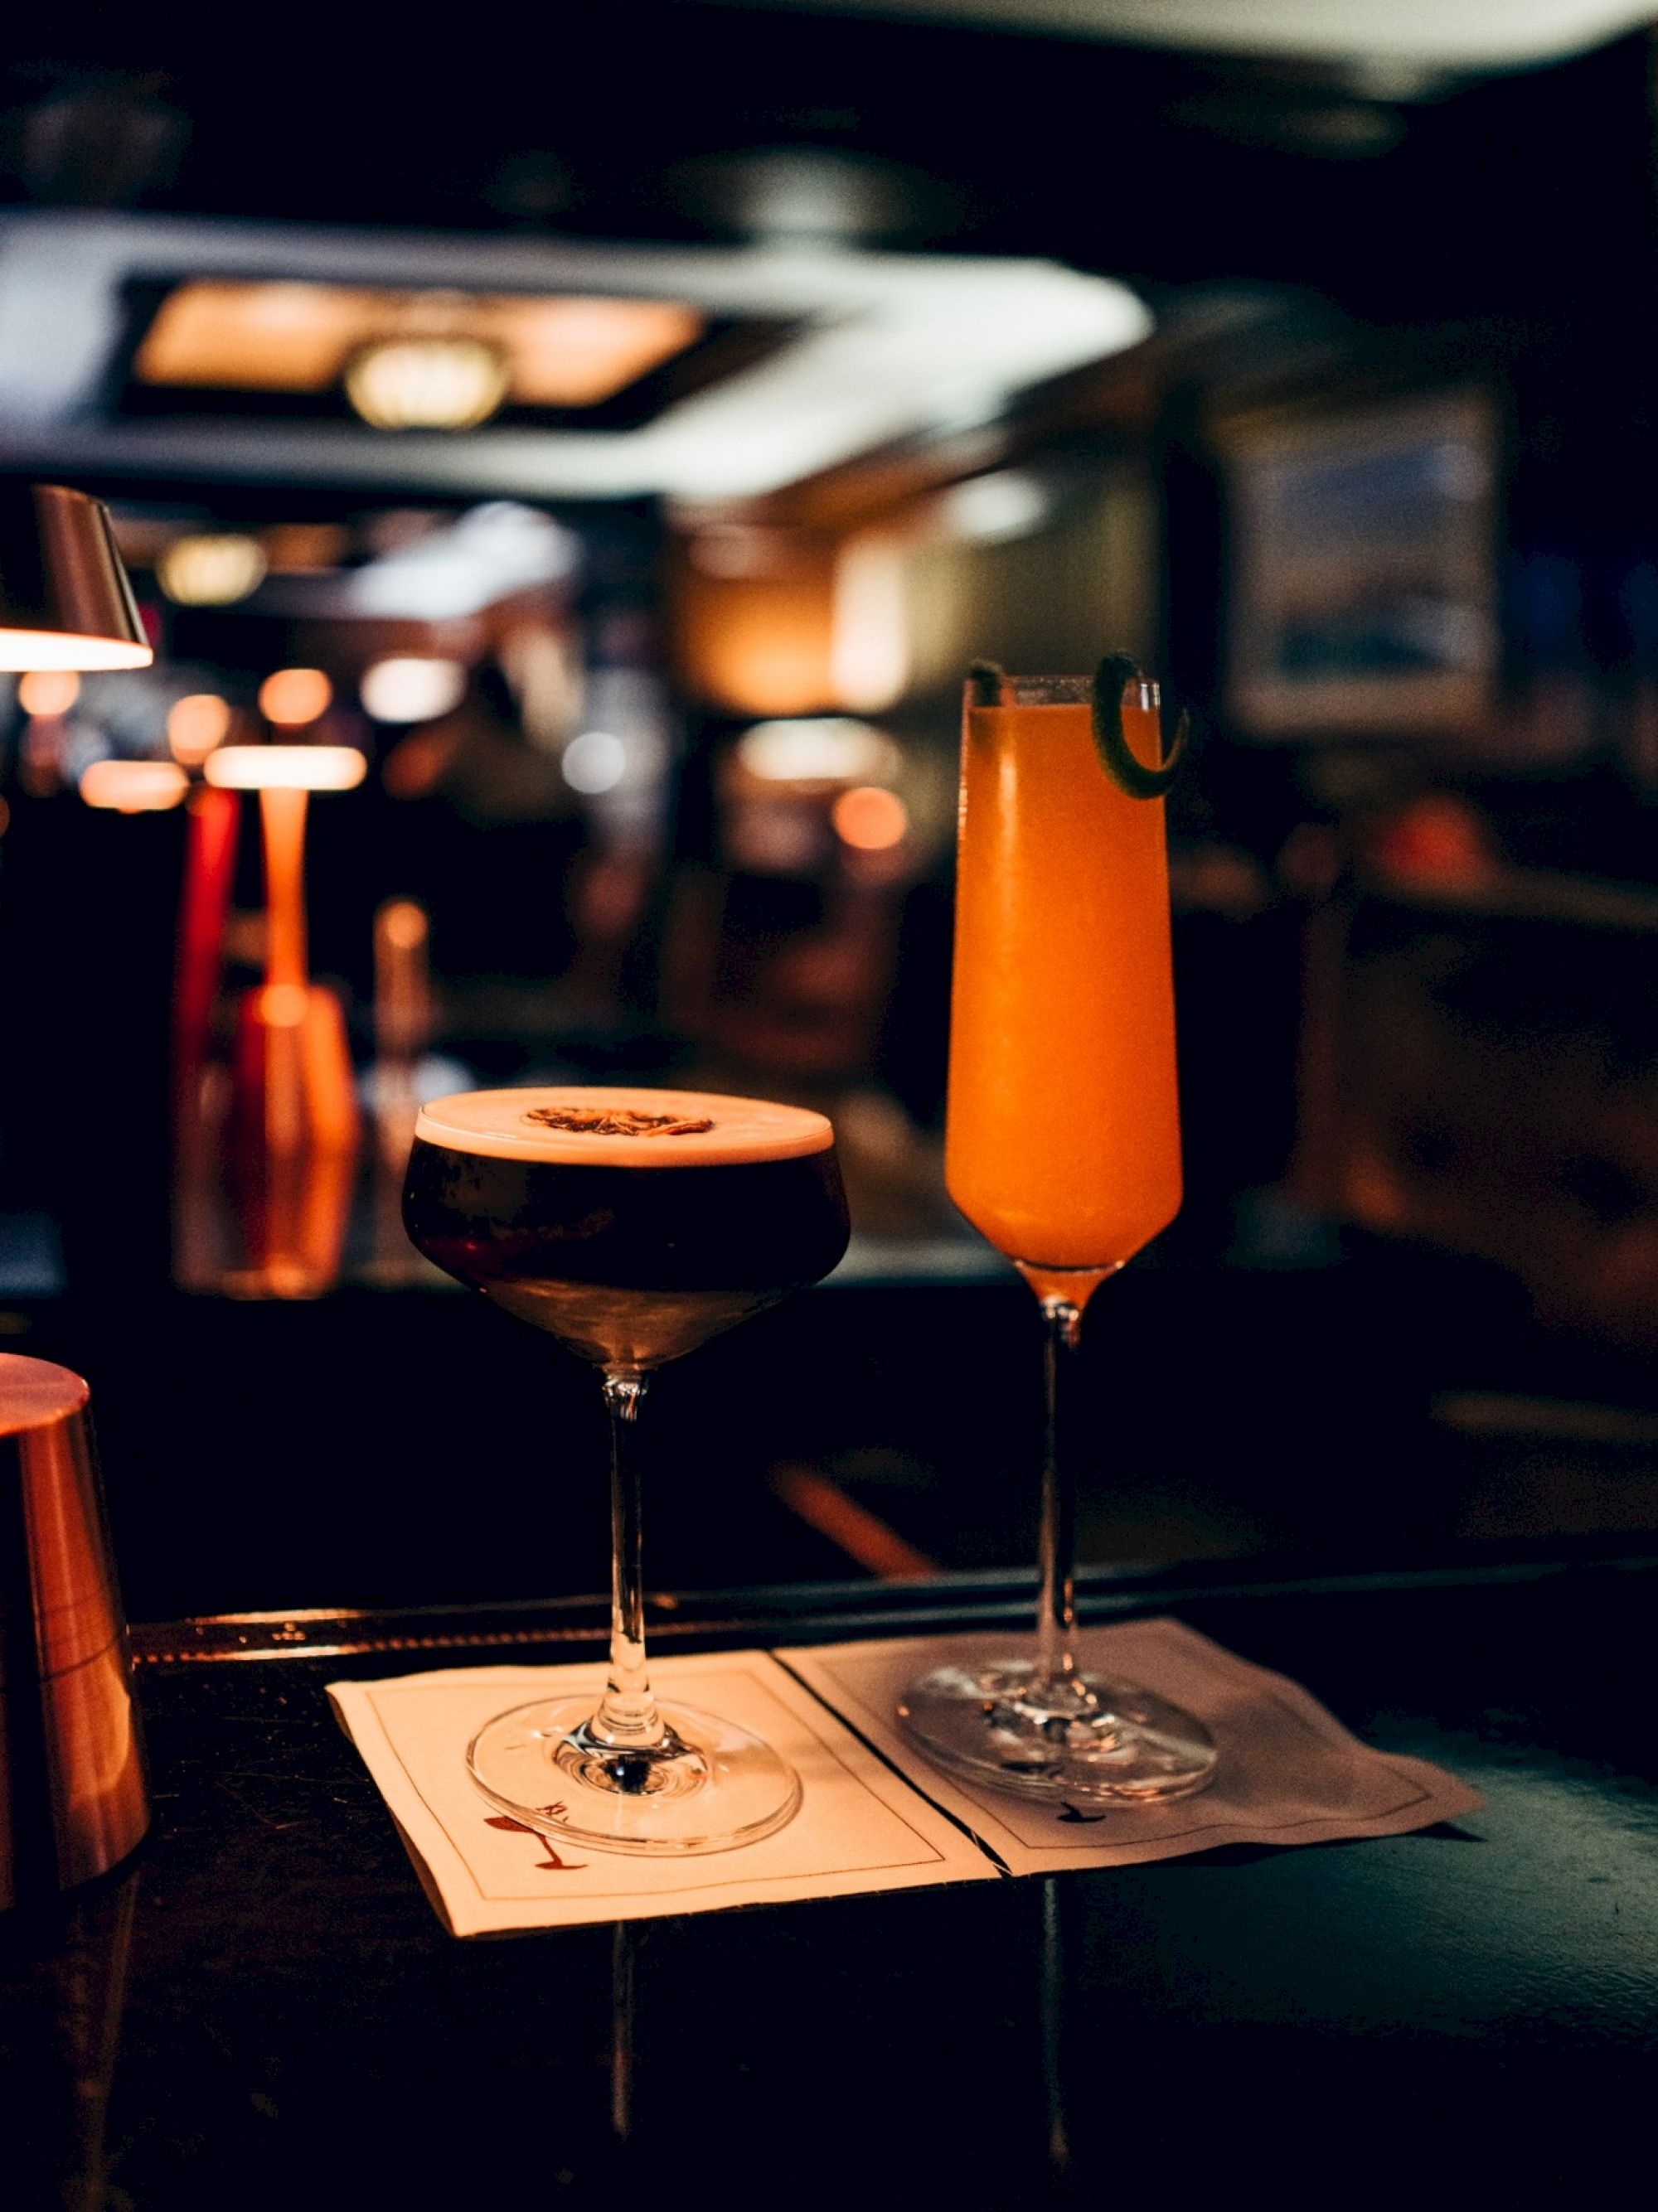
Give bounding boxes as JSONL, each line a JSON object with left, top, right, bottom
{"left": 899, "top": 666, "right": 1218, "bottom": 1801}
{"left": 404, "top": 1087, "right": 850, "bottom": 1854}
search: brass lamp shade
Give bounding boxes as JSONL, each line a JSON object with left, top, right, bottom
{"left": 0, "top": 483, "right": 153, "bottom": 671}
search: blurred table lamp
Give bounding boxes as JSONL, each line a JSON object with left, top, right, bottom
{"left": 366, "top": 897, "right": 433, "bottom": 1283}
{"left": 0, "top": 488, "right": 152, "bottom": 1909}
{"left": 203, "top": 742, "right": 366, "bottom": 1295}
{"left": 0, "top": 483, "right": 152, "bottom": 672}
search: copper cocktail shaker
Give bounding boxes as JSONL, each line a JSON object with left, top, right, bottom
{"left": 0, "top": 1355, "right": 148, "bottom": 1908}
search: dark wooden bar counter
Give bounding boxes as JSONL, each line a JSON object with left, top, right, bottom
{"left": 6, "top": 1551, "right": 1656, "bottom": 2205}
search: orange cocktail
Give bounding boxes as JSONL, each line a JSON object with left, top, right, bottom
{"left": 945, "top": 676, "right": 1180, "bottom": 1300}
{"left": 899, "top": 663, "right": 1214, "bottom": 1805}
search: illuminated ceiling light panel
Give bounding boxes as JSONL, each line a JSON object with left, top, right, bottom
{"left": 0, "top": 214, "right": 1151, "bottom": 501}
{"left": 728, "top": 0, "right": 1658, "bottom": 73}
{"left": 135, "top": 280, "right": 704, "bottom": 408}
{"left": 205, "top": 744, "right": 366, "bottom": 791}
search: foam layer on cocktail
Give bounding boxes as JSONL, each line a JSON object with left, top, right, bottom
{"left": 414, "top": 1087, "right": 833, "bottom": 1169}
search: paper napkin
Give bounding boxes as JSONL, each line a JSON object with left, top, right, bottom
{"left": 329, "top": 1649, "right": 996, "bottom": 1936}
{"left": 779, "top": 1618, "right": 1482, "bottom": 1875}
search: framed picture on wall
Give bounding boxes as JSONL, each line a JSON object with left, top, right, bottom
{"left": 1225, "top": 390, "right": 1498, "bottom": 739}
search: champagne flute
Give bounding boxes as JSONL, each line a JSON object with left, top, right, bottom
{"left": 405, "top": 1087, "right": 849, "bottom": 1853}
{"left": 899, "top": 664, "right": 1218, "bottom": 1800}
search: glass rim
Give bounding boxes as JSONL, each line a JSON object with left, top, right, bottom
{"left": 964, "top": 672, "right": 1158, "bottom": 707}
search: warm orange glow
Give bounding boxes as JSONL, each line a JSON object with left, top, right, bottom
{"left": 167, "top": 693, "right": 233, "bottom": 766}
{"left": 0, "top": 631, "right": 151, "bottom": 673}
{"left": 18, "top": 670, "right": 81, "bottom": 717}
{"left": 379, "top": 898, "right": 429, "bottom": 951}
{"left": 259, "top": 981, "right": 311, "bottom": 1027}
{"left": 136, "top": 280, "right": 703, "bottom": 409}
{"left": 675, "top": 537, "right": 839, "bottom": 717}
{"left": 205, "top": 745, "right": 366, "bottom": 792}
{"left": 80, "top": 759, "right": 189, "bottom": 813}
{"left": 832, "top": 785, "right": 908, "bottom": 851}
{"left": 259, "top": 669, "right": 333, "bottom": 727}
{"left": 346, "top": 337, "right": 510, "bottom": 430}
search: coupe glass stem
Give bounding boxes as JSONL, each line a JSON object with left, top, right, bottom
{"left": 1033, "top": 1298, "right": 1084, "bottom": 1692}
{"left": 591, "top": 1371, "right": 666, "bottom": 1750}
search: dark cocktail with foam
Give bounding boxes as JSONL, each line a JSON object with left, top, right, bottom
{"left": 402, "top": 1087, "right": 851, "bottom": 1855}
{"left": 404, "top": 1087, "right": 849, "bottom": 1371}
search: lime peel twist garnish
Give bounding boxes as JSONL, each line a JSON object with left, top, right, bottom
{"left": 964, "top": 655, "right": 1190, "bottom": 799}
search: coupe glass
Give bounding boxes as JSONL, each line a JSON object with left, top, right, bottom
{"left": 405, "top": 1087, "right": 849, "bottom": 1853}
{"left": 899, "top": 670, "right": 1218, "bottom": 1801}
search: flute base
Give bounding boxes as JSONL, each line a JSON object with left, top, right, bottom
{"left": 467, "top": 1697, "right": 802, "bottom": 1856}
{"left": 899, "top": 1660, "right": 1218, "bottom": 1803}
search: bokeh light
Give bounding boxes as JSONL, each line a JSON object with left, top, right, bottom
{"left": 18, "top": 670, "right": 81, "bottom": 718}
{"left": 361, "top": 656, "right": 467, "bottom": 724}
{"left": 205, "top": 744, "right": 366, "bottom": 792}
{"left": 345, "top": 337, "right": 511, "bottom": 430}
{"left": 831, "top": 784, "right": 909, "bottom": 851}
{"left": 167, "top": 693, "right": 233, "bottom": 766}
{"left": 158, "top": 535, "right": 268, "bottom": 607}
{"left": 561, "top": 729, "right": 627, "bottom": 794}
{"left": 80, "top": 760, "right": 189, "bottom": 813}
{"left": 259, "top": 668, "right": 333, "bottom": 727}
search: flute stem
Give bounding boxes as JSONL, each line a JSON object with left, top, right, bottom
{"left": 1034, "top": 1298, "right": 1084, "bottom": 1691}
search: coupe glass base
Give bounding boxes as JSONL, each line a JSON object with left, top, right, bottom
{"left": 467, "top": 1696, "right": 803, "bottom": 1855}
{"left": 899, "top": 1660, "right": 1218, "bottom": 1802}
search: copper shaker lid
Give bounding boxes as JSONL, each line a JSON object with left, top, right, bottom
{"left": 0, "top": 1356, "right": 90, "bottom": 1435}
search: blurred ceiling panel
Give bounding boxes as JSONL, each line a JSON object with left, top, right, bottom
{"left": 0, "top": 211, "right": 1150, "bottom": 501}
{"left": 136, "top": 283, "right": 705, "bottom": 408}
{"left": 734, "top": 0, "right": 1656, "bottom": 73}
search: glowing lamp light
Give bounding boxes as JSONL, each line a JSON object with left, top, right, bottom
{"left": 80, "top": 759, "right": 189, "bottom": 813}
{"left": 737, "top": 718, "right": 899, "bottom": 786}
{"left": 17, "top": 670, "right": 80, "bottom": 718}
{"left": 157, "top": 534, "right": 268, "bottom": 607}
{"left": 360, "top": 656, "right": 467, "bottom": 723}
{"left": 936, "top": 470, "right": 1050, "bottom": 545}
{"left": 379, "top": 897, "right": 429, "bottom": 951}
{"left": 259, "top": 667, "right": 333, "bottom": 727}
{"left": 205, "top": 745, "right": 366, "bottom": 792}
{"left": 345, "top": 337, "right": 511, "bottom": 431}
{"left": 560, "top": 728, "right": 627, "bottom": 794}
{"left": 167, "top": 693, "right": 233, "bottom": 766}
{"left": 0, "top": 484, "right": 153, "bottom": 671}
{"left": 832, "top": 785, "right": 908, "bottom": 852}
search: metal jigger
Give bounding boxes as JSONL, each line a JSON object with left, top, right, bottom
{"left": 0, "top": 1356, "right": 148, "bottom": 1909}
